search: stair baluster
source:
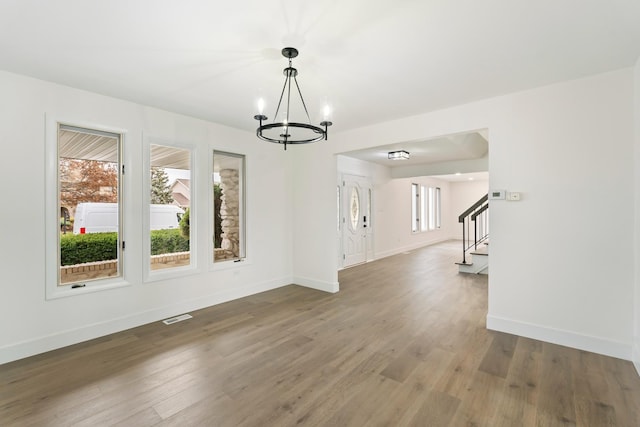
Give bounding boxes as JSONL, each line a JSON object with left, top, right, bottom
{"left": 458, "top": 194, "right": 489, "bottom": 264}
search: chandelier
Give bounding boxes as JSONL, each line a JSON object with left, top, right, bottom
{"left": 254, "top": 47, "right": 332, "bottom": 150}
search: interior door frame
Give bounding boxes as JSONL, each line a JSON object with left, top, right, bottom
{"left": 340, "top": 174, "right": 373, "bottom": 269}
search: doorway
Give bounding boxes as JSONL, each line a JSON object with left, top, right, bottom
{"left": 341, "top": 174, "right": 373, "bottom": 268}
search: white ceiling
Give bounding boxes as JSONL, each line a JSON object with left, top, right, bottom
{"left": 432, "top": 171, "right": 489, "bottom": 183}
{"left": 341, "top": 130, "right": 488, "bottom": 168}
{"left": 340, "top": 130, "right": 488, "bottom": 180}
{"left": 1, "top": 0, "right": 639, "bottom": 136}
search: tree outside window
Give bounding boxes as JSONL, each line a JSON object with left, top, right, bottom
{"left": 149, "top": 144, "right": 191, "bottom": 271}
{"left": 57, "top": 124, "right": 122, "bottom": 286}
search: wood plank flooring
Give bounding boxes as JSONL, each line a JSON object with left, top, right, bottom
{"left": 2, "top": 240, "right": 639, "bottom": 426}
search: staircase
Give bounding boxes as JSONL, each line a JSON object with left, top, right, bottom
{"left": 456, "top": 194, "right": 489, "bottom": 274}
{"left": 457, "top": 244, "right": 489, "bottom": 274}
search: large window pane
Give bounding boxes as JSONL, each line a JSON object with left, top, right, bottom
{"left": 213, "top": 151, "right": 245, "bottom": 263}
{"left": 427, "top": 186, "right": 442, "bottom": 230}
{"left": 420, "top": 185, "right": 427, "bottom": 231}
{"left": 149, "top": 144, "right": 191, "bottom": 271}
{"left": 428, "top": 187, "right": 435, "bottom": 230}
{"left": 58, "top": 124, "right": 121, "bottom": 286}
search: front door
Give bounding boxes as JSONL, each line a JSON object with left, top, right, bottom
{"left": 342, "top": 175, "right": 371, "bottom": 267}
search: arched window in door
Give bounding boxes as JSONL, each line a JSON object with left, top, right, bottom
{"left": 350, "top": 187, "right": 360, "bottom": 231}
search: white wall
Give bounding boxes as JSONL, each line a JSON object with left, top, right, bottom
{"left": 449, "top": 179, "right": 490, "bottom": 240}
{"left": 0, "top": 71, "right": 294, "bottom": 364}
{"left": 373, "top": 176, "right": 452, "bottom": 259}
{"left": 293, "top": 68, "right": 635, "bottom": 360}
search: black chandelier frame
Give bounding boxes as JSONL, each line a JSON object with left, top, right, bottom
{"left": 254, "top": 47, "right": 332, "bottom": 150}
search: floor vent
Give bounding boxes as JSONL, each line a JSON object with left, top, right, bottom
{"left": 162, "top": 313, "right": 193, "bottom": 325}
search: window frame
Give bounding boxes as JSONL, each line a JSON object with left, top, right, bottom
{"left": 435, "top": 186, "right": 442, "bottom": 229}
{"left": 45, "top": 116, "right": 130, "bottom": 300}
{"left": 412, "top": 183, "right": 442, "bottom": 234}
{"left": 143, "top": 137, "right": 199, "bottom": 283}
{"left": 411, "top": 183, "right": 419, "bottom": 233}
{"left": 210, "top": 149, "right": 248, "bottom": 270}
{"left": 427, "top": 186, "right": 442, "bottom": 231}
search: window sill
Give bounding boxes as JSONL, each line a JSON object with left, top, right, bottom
{"left": 46, "top": 279, "right": 131, "bottom": 300}
{"left": 145, "top": 265, "right": 201, "bottom": 283}
{"left": 210, "top": 257, "right": 252, "bottom": 271}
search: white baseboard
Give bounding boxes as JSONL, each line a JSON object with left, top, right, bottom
{"left": 487, "top": 314, "right": 632, "bottom": 361}
{"left": 0, "top": 277, "right": 291, "bottom": 365}
{"left": 293, "top": 276, "right": 339, "bottom": 293}
{"left": 374, "top": 237, "right": 452, "bottom": 261}
{"left": 634, "top": 342, "right": 640, "bottom": 376}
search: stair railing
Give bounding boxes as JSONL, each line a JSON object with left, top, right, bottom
{"left": 458, "top": 194, "right": 489, "bottom": 264}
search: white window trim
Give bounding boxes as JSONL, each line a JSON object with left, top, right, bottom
{"left": 44, "top": 114, "right": 131, "bottom": 300}
{"left": 435, "top": 186, "right": 442, "bottom": 229}
{"left": 209, "top": 148, "right": 251, "bottom": 271}
{"left": 142, "top": 136, "right": 199, "bottom": 283}
{"left": 412, "top": 183, "right": 443, "bottom": 234}
{"left": 411, "top": 183, "right": 419, "bottom": 233}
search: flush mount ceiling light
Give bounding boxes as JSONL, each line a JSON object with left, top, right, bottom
{"left": 388, "top": 150, "right": 410, "bottom": 160}
{"left": 254, "top": 47, "right": 332, "bottom": 150}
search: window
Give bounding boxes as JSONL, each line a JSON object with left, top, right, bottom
{"left": 55, "top": 124, "right": 123, "bottom": 288}
{"left": 411, "top": 183, "right": 419, "bottom": 232}
{"left": 350, "top": 187, "right": 360, "bottom": 231}
{"left": 428, "top": 187, "right": 435, "bottom": 230}
{"left": 149, "top": 144, "right": 192, "bottom": 272}
{"left": 435, "top": 187, "right": 441, "bottom": 229}
{"left": 213, "top": 151, "right": 245, "bottom": 263}
{"left": 412, "top": 184, "right": 441, "bottom": 233}
{"left": 427, "top": 186, "right": 441, "bottom": 230}
{"left": 420, "top": 185, "right": 427, "bottom": 231}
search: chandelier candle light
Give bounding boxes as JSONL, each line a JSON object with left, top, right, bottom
{"left": 254, "top": 47, "right": 332, "bottom": 150}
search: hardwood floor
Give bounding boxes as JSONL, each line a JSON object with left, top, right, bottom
{"left": 2, "top": 240, "right": 639, "bottom": 426}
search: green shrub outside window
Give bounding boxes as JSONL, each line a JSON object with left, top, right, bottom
{"left": 60, "top": 230, "right": 189, "bottom": 265}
